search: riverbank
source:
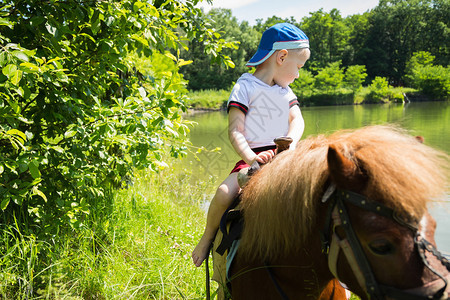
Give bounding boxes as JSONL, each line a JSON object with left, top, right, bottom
{"left": 185, "top": 87, "right": 445, "bottom": 111}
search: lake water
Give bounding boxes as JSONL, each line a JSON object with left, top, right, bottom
{"left": 183, "top": 101, "right": 450, "bottom": 252}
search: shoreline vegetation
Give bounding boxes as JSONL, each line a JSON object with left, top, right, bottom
{"left": 186, "top": 87, "right": 445, "bottom": 112}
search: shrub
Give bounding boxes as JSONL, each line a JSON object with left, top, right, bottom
{"left": 405, "top": 51, "right": 449, "bottom": 99}
{"left": 0, "top": 0, "right": 232, "bottom": 238}
{"left": 291, "top": 69, "right": 315, "bottom": 100}
{"left": 302, "top": 89, "right": 354, "bottom": 106}
{"left": 366, "top": 76, "right": 391, "bottom": 103}
{"left": 344, "top": 65, "right": 367, "bottom": 92}
{"left": 314, "top": 61, "right": 344, "bottom": 92}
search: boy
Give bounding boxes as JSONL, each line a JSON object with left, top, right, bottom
{"left": 192, "top": 23, "right": 310, "bottom": 267}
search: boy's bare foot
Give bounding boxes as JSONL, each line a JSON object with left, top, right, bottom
{"left": 192, "top": 235, "right": 213, "bottom": 267}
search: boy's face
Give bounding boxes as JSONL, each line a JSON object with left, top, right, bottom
{"left": 274, "top": 48, "right": 310, "bottom": 88}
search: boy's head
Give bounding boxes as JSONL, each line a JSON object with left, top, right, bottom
{"left": 246, "top": 23, "right": 309, "bottom": 67}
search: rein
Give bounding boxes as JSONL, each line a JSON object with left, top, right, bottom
{"left": 321, "top": 187, "right": 450, "bottom": 300}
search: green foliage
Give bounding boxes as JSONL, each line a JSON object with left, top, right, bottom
{"left": 178, "top": 1, "right": 448, "bottom": 92}
{"left": 180, "top": 8, "right": 254, "bottom": 90}
{"left": 406, "top": 51, "right": 450, "bottom": 99}
{"left": 301, "top": 9, "right": 350, "bottom": 70}
{"left": 290, "top": 68, "right": 315, "bottom": 100}
{"left": 367, "top": 76, "right": 391, "bottom": 103}
{"left": 0, "top": 0, "right": 230, "bottom": 236}
{"left": 0, "top": 160, "right": 217, "bottom": 299}
{"left": 186, "top": 89, "right": 230, "bottom": 109}
{"left": 344, "top": 65, "right": 367, "bottom": 91}
{"left": 304, "top": 89, "right": 354, "bottom": 106}
{"left": 361, "top": 0, "right": 449, "bottom": 82}
{"left": 314, "top": 61, "right": 344, "bottom": 92}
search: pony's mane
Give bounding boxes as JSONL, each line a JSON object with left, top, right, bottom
{"left": 239, "top": 125, "right": 449, "bottom": 261}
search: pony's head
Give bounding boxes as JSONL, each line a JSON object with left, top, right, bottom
{"left": 239, "top": 125, "right": 449, "bottom": 299}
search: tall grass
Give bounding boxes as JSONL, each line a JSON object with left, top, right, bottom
{"left": 0, "top": 159, "right": 217, "bottom": 299}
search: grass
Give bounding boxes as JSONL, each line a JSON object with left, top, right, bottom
{"left": 0, "top": 160, "right": 217, "bottom": 299}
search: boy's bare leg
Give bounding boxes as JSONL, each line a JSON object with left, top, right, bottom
{"left": 192, "top": 172, "right": 240, "bottom": 267}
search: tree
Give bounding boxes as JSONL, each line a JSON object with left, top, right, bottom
{"left": 360, "top": 0, "right": 449, "bottom": 83}
{"left": 0, "top": 0, "right": 232, "bottom": 233}
{"left": 343, "top": 13, "right": 371, "bottom": 67}
{"left": 291, "top": 69, "right": 315, "bottom": 100}
{"left": 368, "top": 76, "right": 391, "bottom": 102}
{"left": 314, "top": 61, "right": 344, "bottom": 92}
{"left": 301, "top": 9, "right": 350, "bottom": 71}
{"left": 344, "top": 65, "right": 368, "bottom": 91}
{"left": 406, "top": 52, "right": 450, "bottom": 99}
{"left": 179, "top": 8, "right": 250, "bottom": 90}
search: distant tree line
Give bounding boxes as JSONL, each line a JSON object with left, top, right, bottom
{"left": 180, "top": 0, "right": 449, "bottom": 91}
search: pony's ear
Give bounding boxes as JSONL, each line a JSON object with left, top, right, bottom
{"left": 327, "top": 144, "right": 367, "bottom": 191}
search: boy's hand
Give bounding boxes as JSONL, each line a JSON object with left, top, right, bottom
{"left": 254, "top": 150, "right": 275, "bottom": 164}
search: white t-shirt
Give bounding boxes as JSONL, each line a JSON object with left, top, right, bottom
{"left": 227, "top": 73, "right": 300, "bottom": 149}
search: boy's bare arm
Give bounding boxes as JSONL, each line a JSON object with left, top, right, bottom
{"left": 228, "top": 107, "right": 275, "bottom": 165}
{"left": 228, "top": 107, "right": 257, "bottom": 164}
{"left": 286, "top": 105, "right": 305, "bottom": 149}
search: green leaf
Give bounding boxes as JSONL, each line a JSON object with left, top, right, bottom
{"left": 45, "top": 22, "right": 57, "bottom": 36}
{"left": 11, "top": 50, "right": 29, "bottom": 62}
{"left": 11, "top": 70, "right": 22, "bottom": 85}
{"left": 0, "top": 52, "right": 7, "bottom": 66}
{"left": 1, "top": 198, "right": 10, "bottom": 210}
{"left": 164, "top": 52, "right": 177, "bottom": 61}
{"left": 0, "top": 164, "right": 4, "bottom": 174}
{"left": 50, "top": 145, "right": 64, "bottom": 153}
{"left": 30, "top": 16, "right": 46, "bottom": 27}
{"left": 91, "top": 10, "right": 101, "bottom": 35}
{"left": 19, "top": 163, "right": 28, "bottom": 173}
{"left": 178, "top": 59, "right": 192, "bottom": 67}
{"left": 32, "top": 186, "right": 47, "bottom": 202}
{"left": 7, "top": 129, "right": 26, "bottom": 142}
{"left": 105, "top": 16, "right": 115, "bottom": 27}
{"left": 2, "top": 64, "right": 17, "bottom": 77}
{"left": 28, "top": 160, "right": 41, "bottom": 179}
{"left": 64, "top": 130, "right": 77, "bottom": 139}
{"left": 20, "top": 62, "right": 40, "bottom": 73}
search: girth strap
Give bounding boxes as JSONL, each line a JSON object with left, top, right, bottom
{"left": 265, "top": 263, "right": 290, "bottom": 300}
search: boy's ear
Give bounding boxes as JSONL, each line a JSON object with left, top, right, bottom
{"left": 276, "top": 49, "right": 288, "bottom": 65}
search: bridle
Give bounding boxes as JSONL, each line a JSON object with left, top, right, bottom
{"left": 320, "top": 186, "right": 450, "bottom": 300}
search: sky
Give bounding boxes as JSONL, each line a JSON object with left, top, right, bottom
{"left": 197, "top": 0, "right": 380, "bottom": 25}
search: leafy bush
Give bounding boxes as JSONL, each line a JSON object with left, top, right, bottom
{"left": 0, "top": 0, "right": 231, "bottom": 235}
{"left": 366, "top": 76, "right": 391, "bottom": 103}
{"left": 314, "top": 61, "right": 344, "bottom": 92}
{"left": 303, "top": 89, "right": 354, "bottom": 106}
{"left": 186, "top": 89, "right": 230, "bottom": 110}
{"left": 344, "top": 65, "right": 367, "bottom": 92}
{"left": 405, "top": 51, "right": 449, "bottom": 99}
{"left": 291, "top": 69, "right": 315, "bottom": 100}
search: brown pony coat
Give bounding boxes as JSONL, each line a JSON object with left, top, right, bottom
{"left": 238, "top": 125, "right": 448, "bottom": 262}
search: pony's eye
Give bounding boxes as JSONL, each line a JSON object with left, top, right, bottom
{"left": 369, "top": 240, "right": 393, "bottom": 255}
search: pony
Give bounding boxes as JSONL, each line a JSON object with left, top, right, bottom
{"left": 220, "top": 125, "right": 449, "bottom": 299}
